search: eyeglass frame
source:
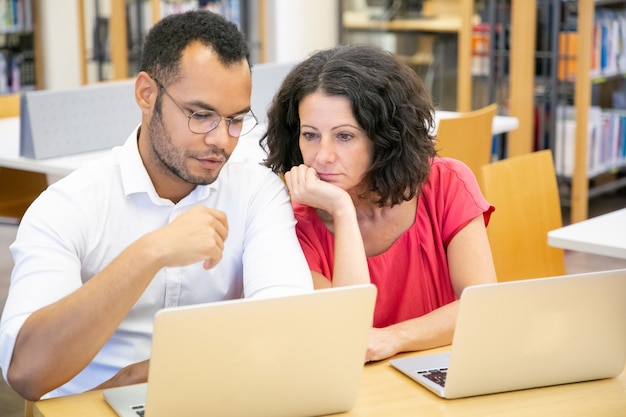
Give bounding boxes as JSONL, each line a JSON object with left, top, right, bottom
{"left": 150, "top": 75, "right": 258, "bottom": 137}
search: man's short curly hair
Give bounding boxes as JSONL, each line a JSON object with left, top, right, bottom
{"left": 262, "top": 44, "right": 436, "bottom": 207}
{"left": 140, "top": 10, "right": 249, "bottom": 87}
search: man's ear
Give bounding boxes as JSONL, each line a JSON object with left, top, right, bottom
{"left": 135, "top": 71, "right": 157, "bottom": 113}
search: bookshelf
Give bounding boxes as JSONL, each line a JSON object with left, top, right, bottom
{"left": 559, "top": 0, "right": 626, "bottom": 222}
{"left": 339, "top": 0, "right": 475, "bottom": 111}
{"left": 0, "top": 0, "right": 42, "bottom": 94}
{"left": 339, "top": 0, "right": 536, "bottom": 155}
{"left": 76, "top": 0, "right": 259, "bottom": 85}
{"left": 490, "top": 0, "right": 626, "bottom": 222}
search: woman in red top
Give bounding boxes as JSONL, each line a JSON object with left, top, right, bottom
{"left": 262, "top": 44, "right": 497, "bottom": 362}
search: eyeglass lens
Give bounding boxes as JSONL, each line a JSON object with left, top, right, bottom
{"left": 188, "top": 112, "right": 257, "bottom": 137}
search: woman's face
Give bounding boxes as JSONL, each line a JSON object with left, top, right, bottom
{"left": 298, "top": 92, "right": 374, "bottom": 193}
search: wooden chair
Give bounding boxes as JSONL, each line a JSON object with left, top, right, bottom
{"left": 480, "top": 149, "right": 566, "bottom": 282}
{"left": 0, "top": 93, "right": 48, "bottom": 222}
{"left": 24, "top": 400, "right": 33, "bottom": 417}
{"left": 436, "top": 103, "right": 498, "bottom": 180}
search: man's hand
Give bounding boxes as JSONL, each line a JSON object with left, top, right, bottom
{"left": 147, "top": 205, "right": 229, "bottom": 270}
{"left": 92, "top": 360, "right": 150, "bottom": 391}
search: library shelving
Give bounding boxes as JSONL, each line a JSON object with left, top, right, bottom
{"left": 76, "top": 0, "right": 255, "bottom": 85}
{"left": 557, "top": 0, "right": 626, "bottom": 222}
{"left": 339, "top": 0, "right": 475, "bottom": 111}
{"left": 339, "top": 0, "right": 537, "bottom": 158}
{"left": 0, "top": 0, "right": 42, "bottom": 94}
{"left": 487, "top": 0, "right": 626, "bottom": 222}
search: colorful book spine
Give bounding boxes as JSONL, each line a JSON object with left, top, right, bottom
{"left": 555, "top": 105, "right": 626, "bottom": 178}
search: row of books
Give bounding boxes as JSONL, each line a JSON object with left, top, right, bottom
{"left": 592, "top": 9, "right": 626, "bottom": 78}
{"left": 555, "top": 105, "right": 626, "bottom": 178}
{"left": 558, "top": 9, "right": 626, "bottom": 81}
{"left": 0, "top": 0, "right": 32, "bottom": 33}
{"left": 161, "top": 0, "right": 242, "bottom": 28}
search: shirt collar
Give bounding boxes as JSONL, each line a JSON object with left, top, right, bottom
{"left": 117, "top": 125, "right": 215, "bottom": 204}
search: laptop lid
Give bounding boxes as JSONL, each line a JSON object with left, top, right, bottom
{"left": 390, "top": 269, "right": 626, "bottom": 399}
{"left": 104, "top": 284, "right": 377, "bottom": 417}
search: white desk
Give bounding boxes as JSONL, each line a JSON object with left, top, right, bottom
{"left": 0, "top": 113, "right": 519, "bottom": 177}
{"left": 548, "top": 208, "right": 626, "bottom": 259}
{"left": 0, "top": 117, "right": 110, "bottom": 177}
{"left": 435, "top": 110, "right": 518, "bottom": 136}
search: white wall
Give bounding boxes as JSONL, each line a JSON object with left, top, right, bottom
{"left": 38, "top": 0, "right": 339, "bottom": 90}
{"left": 37, "top": 0, "right": 82, "bottom": 89}
{"left": 264, "top": 0, "right": 339, "bottom": 63}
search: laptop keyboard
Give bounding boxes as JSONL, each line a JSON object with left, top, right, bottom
{"left": 418, "top": 368, "right": 448, "bottom": 387}
{"left": 132, "top": 404, "right": 145, "bottom": 416}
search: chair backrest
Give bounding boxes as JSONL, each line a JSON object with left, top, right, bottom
{"left": 436, "top": 103, "right": 497, "bottom": 180}
{"left": 0, "top": 93, "right": 20, "bottom": 118}
{"left": 480, "top": 149, "right": 566, "bottom": 282}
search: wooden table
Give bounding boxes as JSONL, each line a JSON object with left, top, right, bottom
{"left": 32, "top": 347, "right": 626, "bottom": 417}
{"left": 548, "top": 208, "right": 626, "bottom": 259}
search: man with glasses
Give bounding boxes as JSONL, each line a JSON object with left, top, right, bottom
{"left": 0, "top": 10, "right": 313, "bottom": 401}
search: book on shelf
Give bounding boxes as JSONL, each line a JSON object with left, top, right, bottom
{"left": 555, "top": 105, "right": 626, "bottom": 178}
{"left": 560, "top": 9, "right": 626, "bottom": 80}
{"left": 558, "top": 31, "right": 577, "bottom": 82}
{"left": 0, "top": 0, "right": 32, "bottom": 32}
{"left": 591, "top": 9, "right": 626, "bottom": 78}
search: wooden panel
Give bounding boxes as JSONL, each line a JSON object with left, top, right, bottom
{"left": 507, "top": 0, "right": 536, "bottom": 157}
{"left": 76, "top": 0, "right": 87, "bottom": 85}
{"left": 0, "top": 94, "right": 20, "bottom": 118}
{"left": 110, "top": 0, "right": 129, "bottom": 80}
{"left": 456, "top": 0, "right": 473, "bottom": 111}
{"left": 571, "top": 0, "right": 595, "bottom": 223}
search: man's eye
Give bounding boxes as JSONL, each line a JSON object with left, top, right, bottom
{"left": 191, "top": 111, "right": 215, "bottom": 121}
{"left": 230, "top": 116, "right": 245, "bottom": 126}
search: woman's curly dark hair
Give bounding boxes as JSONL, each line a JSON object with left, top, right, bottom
{"left": 262, "top": 44, "right": 436, "bottom": 207}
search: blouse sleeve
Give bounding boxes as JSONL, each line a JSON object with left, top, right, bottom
{"left": 423, "top": 157, "right": 495, "bottom": 246}
{"left": 293, "top": 203, "right": 335, "bottom": 280}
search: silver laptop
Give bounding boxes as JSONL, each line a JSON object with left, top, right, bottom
{"left": 390, "top": 269, "right": 626, "bottom": 399}
{"left": 104, "top": 284, "right": 376, "bottom": 417}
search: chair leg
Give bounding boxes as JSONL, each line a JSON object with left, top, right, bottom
{"left": 24, "top": 400, "right": 34, "bottom": 417}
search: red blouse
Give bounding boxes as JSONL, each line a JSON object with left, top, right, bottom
{"left": 293, "top": 157, "right": 495, "bottom": 328}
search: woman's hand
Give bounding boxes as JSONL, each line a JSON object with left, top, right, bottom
{"left": 365, "top": 328, "right": 402, "bottom": 362}
{"left": 284, "top": 164, "right": 349, "bottom": 215}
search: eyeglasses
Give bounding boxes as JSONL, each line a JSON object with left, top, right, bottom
{"left": 151, "top": 76, "right": 258, "bottom": 137}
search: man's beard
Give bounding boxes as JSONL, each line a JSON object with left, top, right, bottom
{"left": 146, "top": 109, "right": 230, "bottom": 186}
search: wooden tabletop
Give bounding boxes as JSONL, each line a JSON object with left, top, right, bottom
{"left": 32, "top": 347, "right": 626, "bottom": 417}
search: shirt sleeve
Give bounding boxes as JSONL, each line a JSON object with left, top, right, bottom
{"left": 239, "top": 169, "right": 314, "bottom": 298}
{"left": 424, "top": 157, "right": 495, "bottom": 246}
{"left": 0, "top": 183, "right": 88, "bottom": 383}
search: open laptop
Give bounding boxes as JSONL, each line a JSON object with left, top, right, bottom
{"left": 390, "top": 269, "right": 626, "bottom": 399}
{"left": 103, "top": 284, "right": 377, "bottom": 417}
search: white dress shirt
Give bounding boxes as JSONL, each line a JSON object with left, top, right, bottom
{"left": 0, "top": 126, "right": 312, "bottom": 397}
